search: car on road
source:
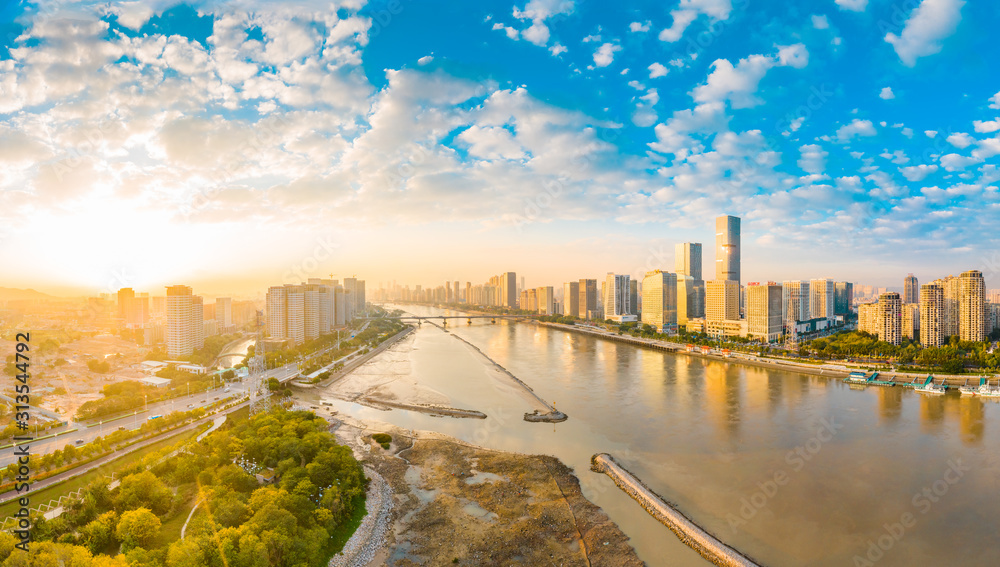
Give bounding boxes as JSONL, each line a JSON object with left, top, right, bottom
{"left": 187, "top": 404, "right": 194, "bottom": 408}
{"left": 74, "top": 439, "right": 84, "bottom": 445}
{"left": 118, "top": 426, "right": 126, "bottom": 431}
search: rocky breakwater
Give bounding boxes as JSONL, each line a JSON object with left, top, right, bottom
{"left": 591, "top": 453, "right": 762, "bottom": 567}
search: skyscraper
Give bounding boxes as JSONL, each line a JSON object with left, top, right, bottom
{"left": 604, "top": 273, "right": 633, "bottom": 321}
{"left": 675, "top": 243, "right": 703, "bottom": 281}
{"left": 715, "top": 215, "right": 740, "bottom": 282}
{"left": 641, "top": 270, "right": 677, "bottom": 332}
{"left": 215, "top": 297, "right": 232, "bottom": 331}
{"left": 629, "top": 279, "right": 639, "bottom": 316}
{"left": 500, "top": 272, "right": 517, "bottom": 308}
{"left": 920, "top": 283, "right": 944, "bottom": 347}
{"left": 902, "top": 303, "right": 919, "bottom": 340}
{"left": 706, "top": 279, "right": 740, "bottom": 322}
{"left": 537, "top": 286, "right": 554, "bottom": 314}
{"left": 117, "top": 287, "right": 149, "bottom": 329}
{"left": 676, "top": 275, "right": 705, "bottom": 325}
{"left": 809, "top": 278, "right": 835, "bottom": 320}
{"left": 782, "top": 281, "right": 810, "bottom": 327}
{"left": 563, "top": 281, "right": 580, "bottom": 317}
{"left": 834, "top": 282, "right": 853, "bottom": 316}
{"left": 578, "top": 279, "right": 597, "bottom": 319}
{"left": 877, "top": 292, "right": 902, "bottom": 346}
{"left": 746, "top": 282, "right": 783, "bottom": 342}
{"left": 903, "top": 274, "right": 919, "bottom": 304}
{"left": 166, "top": 285, "right": 204, "bottom": 358}
{"left": 959, "top": 270, "right": 985, "bottom": 342}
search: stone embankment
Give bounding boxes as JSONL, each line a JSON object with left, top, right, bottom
{"left": 360, "top": 398, "right": 487, "bottom": 419}
{"left": 328, "top": 466, "right": 393, "bottom": 567}
{"left": 591, "top": 453, "right": 762, "bottom": 567}
{"left": 445, "top": 329, "right": 568, "bottom": 423}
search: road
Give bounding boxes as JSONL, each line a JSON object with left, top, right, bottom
{"left": 0, "top": 381, "right": 249, "bottom": 467}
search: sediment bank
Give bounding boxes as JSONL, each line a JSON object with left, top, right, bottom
{"left": 359, "top": 397, "right": 487, "bottom": 419}
{"left": 592, "top": 453, "right": 761, "bottom": 567}
{"left": 443, "top": 326, "right": 568, "bottom": 423}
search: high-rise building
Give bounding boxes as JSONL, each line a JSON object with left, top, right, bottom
{"left": 782, "top": 281, "right": 810, "bottom": 327}
{"left": 902, "top": 303, "right": 919, "bottom": 340}
{"left": 920, "top": 284, "right": 944, "bottom": 347}
{"left": 675, "top": 243, "right": 703, "bottom": 281}
{"left": 834, "top": 282, "right": 853, "bottom": 316}
{"left": 959, "top": 270, "right": 986, "bottom": 342}
{"left": 117, "top": 287, "right": 149, "bottom": 329}
{"left": 903, "top": 274, "right": 919, "bottom": 304}
{"left": 166, "top": 285, "right": 204, "bottom": 358}
{"left": 641, "top": 270, "right": 677, "bottom": 332}
{"left": 604, "top": 273, "right": 633, "bottom": 322}
{"left": 715, "top": 215, "right": 740, "bottom": 282}
{"left": 578, "top": 279, "right": 598, "bottom": 319}
{"left": 500, "top": 272, "right": 517, "bottom": 308}
{"left": 930, "top": 275, "right": 960, "bottom": 338}
{"left": 809, "top": 279, "right": 835, "bottom": 320}
{"left": 706, "top": 279, "right": 740, "bottom": 322}
{"left": 629, "top": 279, "right": 639, "bottom": 316}
{"left": 858, "top": 303, "right": 878, "bottom": 336}
{"left": 537, "top": 286, "right": 554, "bottom": 314}
{"left": 746, "top": 282, "right": 783, "bottom": 342}
{"left": 563, "top": 281, "right": 580, "bottom": 317}
{"left": 465, "top": 282, "right": 471, "bottom": 304}
{"left": 215, "top": 297, "right": 232, "bottom": 331}
{"left": 877, "top": 292, "right": 902, "bottom": 346}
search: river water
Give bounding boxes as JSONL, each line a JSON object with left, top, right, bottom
{"left": 320, "top": 305, "right": 1000, "bottom": 566}
{"left": 217, "top": 337, "right": 254, "bottom": 368}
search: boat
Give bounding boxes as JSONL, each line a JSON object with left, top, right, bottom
{"left": 959, "top": 384, "right": 979, "bottom": 396}
{"left": 979, "top": 378, "right": 1000, "bottom": 398}
{"left": 915, "top": 375, "right": 947, "bottom": 395}
{"left": 843, "top": 370, "right": 894, "bottom": 387}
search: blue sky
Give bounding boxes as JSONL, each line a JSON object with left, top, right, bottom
{"left": 0, "top": 0, "right": 998, "bottom": 296}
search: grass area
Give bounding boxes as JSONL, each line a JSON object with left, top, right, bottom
{"left": 323, "top": 492, "right": 367, "bottom": 560}
{"left": 153, "top": 485, "right": 199, "bottom": 549}
{"left": 0, "top": 428, "right": 200, "bottom": 519}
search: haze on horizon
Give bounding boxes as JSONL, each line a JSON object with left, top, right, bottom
{"left": 2, "top": 0, "right": 999, "bottom": 296}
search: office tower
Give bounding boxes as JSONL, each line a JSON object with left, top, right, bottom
{"left": 537, "top": 286, "right": 554, "bottom": 314}
{"left": 604, "top": 273, "right": 633, "bottom": 321}
{"left": 903, "top": 274, "right": 919, "bottom": 304}
{"left": 834, "top": 282, "right": 853, "bottom": 316}
{"left": 499, "top": 272, "right": 517, "bottom": 308}
{"left": 641, "top": 270, "right": 677, "bottom": 332}
{"left": 578, "top": 279, "right": 598, "bottom": 319}
{"left": 357, "top": 280, "right": 366, "bottom": 315}
{"left": 959, "top": 270, "right": 986, "bottom": 342}
{"left": 706, "top": 279, "right": 740, "bottom": 321}
{"left": 151, "top": 296, "right": 167, "bottom": 319}
{"left": 782, "top": 281, "right": 811, "bottom": 327}
{"left": 519, "top": 288, "right": 538, "bottom": 311}
{"left": 166, "top": 285, "right": 203, "bottom": 358}
{"left": 920, "top": 284, "right": 944, "bottom": 347}
{"left": 334, "top": 286, "right": 346, "bottom": 325}
{"left": 342, "top": 278, "right": 357, "bottom": 320}
{"left": 564, "top": 281, "right": 580, "bottom": 317}
{"left": 858, "top": 303, "right": 878, "bottom": 335}
{"left": 465, "top": 282, "right": 471, "bottom": 304}
{"left": 629, "top": 279, "right": 639, "bottom": 315}
{"left": 453, "top": 281, "right": 460, "bottom": 304}
{"left": 675, "top": 243, "right": 703, "bottom": 281}
{"left": 215, "top": 297, "right": 232, "bottom": 331}
{"left": 809, "top": 279, "right": 835, "bottom": 320}
{"left": 715, "top": 215, "right": 741, "bottom": 282}
{"left": 117, "top": 287, "right": 149, "bottom": 328}
{"left": 676, "top": 275, "right": 705, "bottom": 325}
{"left": 746, "top": 282, "right": 783, "bottom": 342}
{"left": 877, "top": 292, "right": 902, "bottom": 346}
{"left": 303, "top": 286, "right": 320, "bottom": 341}
{"left": 902, "top": 303, "right": 919, "bottom": 340}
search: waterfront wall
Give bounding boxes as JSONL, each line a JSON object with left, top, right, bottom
{"left": 591, "top": 453, "right": 762, "bottom": 567}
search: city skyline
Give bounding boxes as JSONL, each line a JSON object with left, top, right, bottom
{"left": 2, "top": 1, "right": 1000, "bottom": 295}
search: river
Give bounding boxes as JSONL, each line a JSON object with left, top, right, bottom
{"left": 216, "top": 336, "right": 254, "bottom": 368}
{"left": 320, "top": 305, "right": 1000, "bottom": 566}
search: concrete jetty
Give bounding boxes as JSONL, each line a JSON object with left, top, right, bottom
{"left": 591, "top": 453, "right": 761, "bottom": 567}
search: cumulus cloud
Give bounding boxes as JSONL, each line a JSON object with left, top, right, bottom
{"left": 835, "top": 0, "right": 868, "bottom": 11}
{"left": 812, "top": 15, "right": 830, "bottom": 29}
{"left": 900, "top": 164, "right": 938, "bottom": 181}
{"left": 974, "top": 119, "right": 1000, "bottom": 133}
{"left": 885, "top": 0, "right": 966, "bottom": 67}
{"left": 835, "top": 119, "right": 877, "bottom": 142}
{"left": 946, "top": 132, "right": 974, "bottom": 148}
{"left": 630, "top": 21, "right": 651, "bottom": 32}
{"left": 510, "top": 0, "right": 575, "bottom": 47}
{"left": 648, "top": 62, "right": 668, "bottom": 78}
{"left": 798, "top": 144, "right": 828, "bottom": 174}
{"left": 658, "top": 0, "right": 733, "bottom": 43}
{"left": 692, "top": 44, "right": 808, "bottom": 108}
{"left": 592, "top": 43, "right": 621, "bottom": 67}
{"left": 879, "top": 87, "right": 895, "bottom": 100}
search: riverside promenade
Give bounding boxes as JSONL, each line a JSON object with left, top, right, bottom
{"left": 592, "top": 453, "right": 761, "bottom": 567}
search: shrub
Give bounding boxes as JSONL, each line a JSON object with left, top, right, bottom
{"left": 372, "top": 433, "right": 391, "bottom": 444}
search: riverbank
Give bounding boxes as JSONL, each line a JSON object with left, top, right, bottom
{"left": 327, "top": 415, "right": 644, "bottom": 566}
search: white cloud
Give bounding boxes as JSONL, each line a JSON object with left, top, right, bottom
{"left": 946, "top": 132, "right": 974, "bottom": 148}
{"left": 989, "top": 91, "right": 1000, "bottom": 110}
{"left": 900, "top": 164, "right": 938, "bottom": 181}
{"left": 549, "top": 43, "right": 567, "bottom": 56}
{"left": 925, "top": 130, "right": 938, "bottom": 137}
{"left": 974, "top": 119, "right": 1000, "bottom": 133}
{"left": 630, "top": 21, "right": 651, "bottom": 33}
{"left": 798, "top": 144, "right": 828, "bottom": 174}
{"left": 417, "top": 55, "right": 434, "bottom": 65}
{"left": 885, "top": 0, "right": 966, "bottom": 67}
{"left": 658, "top": 0, "right": 733, "bottom": 43}
{"left": 593, "top": 43, "right": 621, "bottom": 67}
{"left": 509, "top": 0, "right": 575, "bottom": 47}
{"left": 835, "top": 0, "right": 868, "bottom": 11}
{"left": 879, "top": 87, "right": 895, "bottom": 100}
{"left": 648, "top": 62, "right": 668, "bottom": 78}
{"left": 692, "top": 44, "right": 808, "bottom": 109}
{"left": 835, "top": 119, "right": 877, "bottom": 142}
{"left": 812, "top": 15, "right": 830, "bottom": 29}
{"left": 492, "top": 22, "right": 504, "bottom": 30}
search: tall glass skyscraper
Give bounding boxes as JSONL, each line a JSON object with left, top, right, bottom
{"left": 715, "top": 215, "right": 740, "bottom": 282}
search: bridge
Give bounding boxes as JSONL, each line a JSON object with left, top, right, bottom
{"left": 362, "top": 314, "right": 535, "bottom": 326}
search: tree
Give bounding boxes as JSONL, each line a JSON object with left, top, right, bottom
{"left": 79, "top": 511, "right": 117, "bottom": 554}
{"left": 115, "top": 508, "right": 161, "bottom": 552}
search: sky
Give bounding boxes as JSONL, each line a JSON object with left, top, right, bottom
{"left": 1, "top": 0, "right": 999, "bottom": 297}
